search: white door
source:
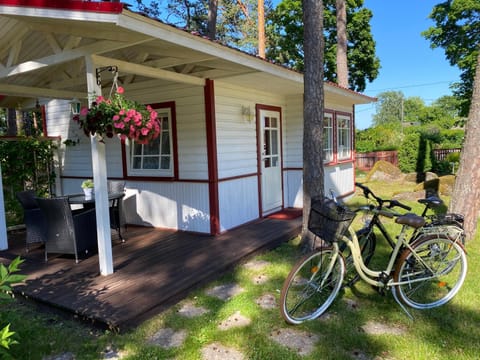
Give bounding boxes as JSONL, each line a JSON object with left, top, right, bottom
{"left": 260, "top": 109, "right": 282, "bottom": 215}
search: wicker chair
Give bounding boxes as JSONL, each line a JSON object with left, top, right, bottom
{"left": 36, "top": 197, "right": 98, "bottom": 263}
{"left": 16, "top": 190, "right": 47, "bottom": 252}
{"left": 107, "top": 180, "right": 126, "bottom": 241}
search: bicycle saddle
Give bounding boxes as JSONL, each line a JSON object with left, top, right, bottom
{"left": 418, "top": 196, "right": 443, "bottom": 207}
{"left": 395, "top": 213, "right": 426, "bottom": 229}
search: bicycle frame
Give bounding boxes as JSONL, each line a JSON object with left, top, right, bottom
{"left": 338, "top": 224, "right": 437, "bottom": 290}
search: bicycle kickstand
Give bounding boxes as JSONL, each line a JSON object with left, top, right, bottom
{"left": 391, "top": 287, "right": 414, "bottom": 320}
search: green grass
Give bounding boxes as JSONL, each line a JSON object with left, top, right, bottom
{"left": 2, "top": 180, "right": 480, "bottom": 359}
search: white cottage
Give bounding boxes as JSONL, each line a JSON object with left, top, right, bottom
{"left": 0, "top": 0, "right": 374, "bottom": 274}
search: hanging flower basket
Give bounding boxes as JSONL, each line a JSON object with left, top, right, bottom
{"left": 73, "top": 86, "right": 161, "bottom": 144}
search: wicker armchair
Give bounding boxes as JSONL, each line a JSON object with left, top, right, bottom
{"left": 36, "top": 197, "right": 98, "bottom": 263}
{"left": 107, "top": 180, "right": 126, "bottom": 241}
{"left": 16, "top": 190, "right": 46, "bottom": 252}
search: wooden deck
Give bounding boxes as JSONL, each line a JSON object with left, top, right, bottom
{"left": 1, "top": 216, "right": 301, "bottom": 331}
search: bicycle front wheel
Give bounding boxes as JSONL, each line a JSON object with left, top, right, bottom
{"left": 280, "top": 247, "right": 344, "bottom": 324}
{"left": 394, "top": 235, "right": 467, "bottom": 310}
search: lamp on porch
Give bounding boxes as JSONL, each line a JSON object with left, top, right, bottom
{"left": 70, "top": 98, "right": 82, "bottom": 115}
{"left": 241, "top": 105, "right": 254, "bottom": 122}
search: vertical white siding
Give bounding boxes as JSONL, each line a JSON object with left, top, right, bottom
{"left": 284, "top": 170, "right": 303, "bottom": 208}
{"left": 123, "top": 181, "right": 210, "bottom": 233}
{"left": 218, "top": 176, "right": 259, "bottom": 231}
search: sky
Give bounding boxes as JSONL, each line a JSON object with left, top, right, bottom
{"left": 353, "top": 0, "right": 461, "bottom": 129}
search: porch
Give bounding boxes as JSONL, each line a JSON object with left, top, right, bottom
{"left": 1, "top": 215, "right": 301, "bottom": 331}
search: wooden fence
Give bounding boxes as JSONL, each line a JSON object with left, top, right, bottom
{"left": 355, "top": 151, "right": 398, "bottom": 171}
{"left": 356, "top": 148, "right": 462, "bottom": 172}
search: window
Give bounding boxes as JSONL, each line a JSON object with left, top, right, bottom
{"left": 126, "top": 103, "right": 175, "bottom": 177}
{"left": 323, "top": 113, "right": 333, "bottom": 163}
{"left": 337, "top": 114, "right": 352, "bottom": 160}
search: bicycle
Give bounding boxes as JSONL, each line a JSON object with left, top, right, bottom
{"left": 340, "top": 182, "right": 412, "bottom": 287}
{"left": 280, "top": 192, "right": 468, "bottom": 324}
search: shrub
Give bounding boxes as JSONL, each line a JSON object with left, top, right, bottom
{"left": 398, "top": 132, "right": 433, "bottom": 173}
{"left": 0, "top": 257, "right": 26, "bottom": 358}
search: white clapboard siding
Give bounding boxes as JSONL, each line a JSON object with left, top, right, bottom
{"left": 283, "top": 95, "right": 303, "bottom": 169}
{"left": 214, "top": 81, "right": 286, "bottom": 179}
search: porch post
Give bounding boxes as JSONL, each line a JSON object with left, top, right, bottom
{"left": 85, "top": 56, "right": 114, "bottom": 275}
{"left": 0, "top": 164, "right": 8, "bottom": 250}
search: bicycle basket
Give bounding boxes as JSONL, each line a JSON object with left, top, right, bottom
{"left": 308, "top": 197, "right": 356, "bottom": 244}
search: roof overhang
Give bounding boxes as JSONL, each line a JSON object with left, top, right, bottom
{"left": 0, "top": 0, "right": 375, "bottom": 107}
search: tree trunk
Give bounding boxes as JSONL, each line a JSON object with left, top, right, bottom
{"left": 336, "top": 0, "right": 348, "bottom": 88}
{"left": 449, "top": 51, "right": 480, "bottom": 241}
{"left": 258, "top": 0, "right": 266, "bottom": 58}
{"left": 207, "top": 0, "right": 218, "bottom": 39}
{"left": 301, "top": 0, "right": 325, "bottom": 251}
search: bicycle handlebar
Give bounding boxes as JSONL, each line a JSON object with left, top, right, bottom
{"left": 355, "top": 182, "right": 412, "bottom": 211}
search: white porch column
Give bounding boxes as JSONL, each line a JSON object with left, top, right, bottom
{"left": 85, "top": 56, "right": 114, "bottom": 275}
{"left": 0, "top": 164, "right": 8, "bottom": 250}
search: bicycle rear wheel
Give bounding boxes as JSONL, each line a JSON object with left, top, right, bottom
{"left": 394, "top": 235, "right": 467, "bottom": 309}
{"left": 280, "top": 247, "right": 344, "bottom": 324}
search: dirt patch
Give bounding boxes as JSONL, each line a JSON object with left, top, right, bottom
{"left": 361, "top": 320, "right": 407, "bottom": 336}
{"left": 148, "top": 328, "right": 188, "bottom": 349}
{"left": 255, "top": 293, "right": 277, "bottom": 310}
{"left": 177, "top": 300, "right": 209, "bottom": 318}
{"left": 269, "top": 328, "right": 319, "bottom": 356}
{"left": 201, "top": 342, "right": 245, "bottom": 360}
{"left": 218, "top": 311, "right": 251, "bottom": 330}
{"left": 252, "top": 273, "right": 269, "bottom": 284}
{"left": 205, "top": 283, "right": 244, "bottom": 301}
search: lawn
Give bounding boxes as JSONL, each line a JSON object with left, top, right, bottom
{"left": 2, "top": 180, "right": 479, "bottom": 359}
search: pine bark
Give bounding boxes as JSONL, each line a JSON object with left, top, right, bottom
{"left": 449, "top": 52, "right": 480, "bottom": 241}
{"left": 336, "top": 0, "right": 348, "bottom": 87}
{"left": 301, "top": 0, "right": 325, "bottom": 250}
{"left": 258, "top": 0, "right": 266, "bottom": 58}
{"left": 207, "top": 0, "right": 218, "bottom": 39}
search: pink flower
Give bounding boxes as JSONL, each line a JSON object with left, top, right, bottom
{"left": 113, "top": 115, "right": 120, "bottom": 121}
{"left": 117, "top": 86, "right": 125, "bottom": 94}
{"left": 80, "top": 107, "right": 89, "bottom": 116}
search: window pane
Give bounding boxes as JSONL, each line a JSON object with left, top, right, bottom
{"left": 264, "top": 117, "right": 270, "bottom": 127}
{"left": 264, "top": 130, "right": 271, "bottom": 155}
{"left": 133, "top": 157, "right": 142, "bottom": 169}
{"left": 270, "top": 117, "right": 277, "bottom": 128}
{"left": 161, "top": 117, "right": 169, "bottom": 130}
{"left": 161, "top": 132, "right": 170, "bottom": 154}
{"left": 133, "top": 142, "right": 143, "bottom": 155}
{"left": 271, "top": 156, "right": 278, "bottom": 167}
{"left": 161, "top": 156, "right": 170, "bottom": 169}
{"left": 143, "top": 157, "right": 159, "bottom": 169}
{"left": 144, "top": 138, "right": 160, "bottom": 155}
{"left": 271, "top": 130, "right": 278, "bottom": 155}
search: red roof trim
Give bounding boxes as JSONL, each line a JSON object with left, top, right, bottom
{"left": 0, "top": 0, "right": 124, "bottom": 13}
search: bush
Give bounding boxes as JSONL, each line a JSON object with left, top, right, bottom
{"left": 0, "top": 257, "right": 26, "bottom": 358}
{"left": 398, "top": 132, "right": 433, "bottom": 173}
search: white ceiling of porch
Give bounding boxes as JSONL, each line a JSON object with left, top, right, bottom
{"left": 0, "top": 6, "right": 372, "bottom": 108}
